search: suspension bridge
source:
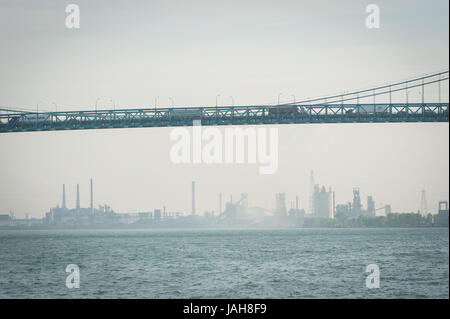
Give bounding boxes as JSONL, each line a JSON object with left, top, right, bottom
{"left": 0, "top": 70, "right": 448, "bottom": 133}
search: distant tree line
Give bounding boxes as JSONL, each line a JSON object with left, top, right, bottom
{"left": 303, "top": 212, "right": 437, "bottom": 228}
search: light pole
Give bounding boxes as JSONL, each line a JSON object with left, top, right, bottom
{"left": 95, "top": 98, "right": 100, "bottom": 112}
{"left": 110, "top": 99, "right": 115, "bottom": 110}
{"left": 37, "top": 100, "right": 42, "bottom": 114}
{"left": 155, "top": 96, "right": 159, "bottom": 110}
{"left": 36, "top": 100, "right": 42, "bottom": 123}
{"left": 229, "top": 96, "right": 234, "bottom": 106}
{"left": 278, "top": 93, "right": 282, "bottom": 105}
{"left": 389, "top": 85, "right": 392, "bottom": 105}
{"left": 216, "top": 94, "right": 220, "bottom": 107}
{"left": 291, "top": 94, "right": 295, "bottom": 103}
{"left": 439, "top": 74, "right": 441, "bottom": 104}
{"left": 169, "top": 97, "right": 174, "bottom": 107}
{"left": 52, "top": 102, "right": 58, "bottom": 112}
{"left": 421, "top": 78, "right": 424, "bottom": 104}
{"left": 405, "top": 82, "right": 408, "bottom": 105}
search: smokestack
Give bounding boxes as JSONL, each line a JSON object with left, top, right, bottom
{"left": 309, "top": 170, "right": 315, "bottom": 215}
{"left": 333, "top": 191, "right": 336, "bottom": 218}
{"left": 90, "top": 178, "right": 93, "bottom": 211}
{"left": 296, "top": 195, "right": 299, "bottom": 210}
{"left": 192, "top": 181, "right": 195, "bottom": 216}
{"left": 62, "top": 184, "right": 66, "bottom": 209}
{"left": 76, "top": 184, "right": 80, "bottom": 210}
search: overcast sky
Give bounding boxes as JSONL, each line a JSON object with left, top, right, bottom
{"left": 0, "top": 0, "right": 448, "bottom": 218}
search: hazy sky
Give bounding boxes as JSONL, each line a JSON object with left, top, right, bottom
{"left": 0, "top": 0, "right": 448, "bottom": 218}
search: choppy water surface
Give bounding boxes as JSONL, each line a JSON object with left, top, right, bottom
{"left": 0, "top": 228, "right": 448, "bottom": 298}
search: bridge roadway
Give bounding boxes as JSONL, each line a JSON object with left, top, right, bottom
{"left": 0, "top": 103, "right": 448, "bottom": 133}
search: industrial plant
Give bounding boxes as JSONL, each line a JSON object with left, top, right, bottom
{"left": 0, "top": 172, "right": 448, "bottom": 229}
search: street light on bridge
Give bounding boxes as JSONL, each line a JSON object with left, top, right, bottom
{"left": 36, "top": 100, "right": 43, "bottom": 123}
{"left": 229, "top": 96, "right": 234, "bottom": 106}
{"left": 421, "top": 78, "right": 425, "bottom": 104}
{"left": 216, "top": 94, "right": 220, "bottom": 107}
{"left": 389, "top": 85, "right": 392, "bottom": 105}
{"left": 37, "top": 100, "right": 42, "bottom": 114}
{"left": 438, "top": 74, "right": 441, "bottom": 103}
{"left": 169, "top": 97, "right": 174, "bottom": 107}
{"left": 278, "top": 93, "right": 282, "bottom": 105}
{"left": 95, "top": 98, "right": 100, "bottom": 112}
{"left": 405, "top": 82, "right": 409, "bottom": 105}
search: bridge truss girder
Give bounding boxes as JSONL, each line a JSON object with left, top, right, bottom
{"left": 0, "top": 103, "right": 448, "bottom": 133}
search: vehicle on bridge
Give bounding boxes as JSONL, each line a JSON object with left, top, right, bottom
{"left": 267, "top": 106, "right": 308, "bottom": 118}
{"left": 359, "top": 104, "right": 389, "bottom": 114}
{"left": 169, "top": 108, "right": 202, "bottom": 121}
{"left": 8, "top": 113, "right": 49, "bottom": 126}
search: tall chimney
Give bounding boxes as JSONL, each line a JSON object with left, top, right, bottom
{"left": 90, "top": 178, "right": 93, "bottom": 212}
{"left": 76, "top": 184, "right": 80, "bottom": 210}
{"left": 62, "top": 184, "right": 66, "bottom": 209}
{"left": 192, "top": 181, "right": 195, "bottom": 216}
{"left": 296, "top": 195, "right": 299, "bottom": 210}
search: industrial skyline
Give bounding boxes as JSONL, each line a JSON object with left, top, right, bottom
{"left": 1, "top": 174, "right": 448, "bottom": 229}
{"left": 4, "top": 172, "right": 446, "bottom": 222}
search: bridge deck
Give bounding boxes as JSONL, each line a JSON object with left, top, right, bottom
{"left": 0, "top": 103, "right": 448, "bottom": 133}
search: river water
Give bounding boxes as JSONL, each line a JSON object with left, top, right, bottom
{"left": 0, "top": 227, "right": 448, "bottom": 298}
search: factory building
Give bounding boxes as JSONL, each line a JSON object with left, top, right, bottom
{"left": 366, "top": 196, "right": 376, "bottom": 217}
{"left": 44, "top": 179, "right": 115, "bottom": 226}
{"left": 275, "top": 193, "right": 287, "bottom": 217}
{"left": 336, "top": 203, "right": 351, "bottom": 216}
{"left": 0, "top": 214, "right": 12, "bottom": 226}
{"left": 43, "top": 179, "right": 182, "bottom": 227}
{"left": 287, "top": 196, "right": 305, "bottom": 227}
{"left": 221, "top": 193, "right": 249, "bottom": 221}
{"left": 436, "top": 201, "right": 449, "bottom": 226}
{"left": 351, "top": 188, "right": 362, "bottom": 218}
{"left": 337, "top": 188, "right": 384, "bottom": 218}
{"left": 313, "top": 185, "right": 335, "bottom": 219}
